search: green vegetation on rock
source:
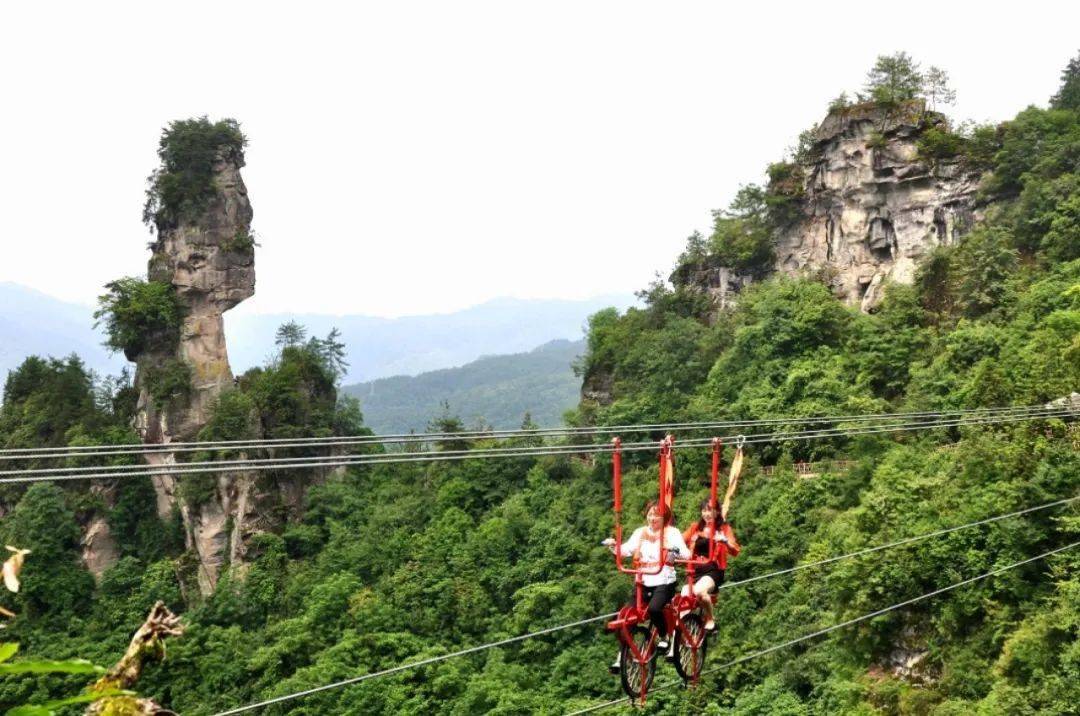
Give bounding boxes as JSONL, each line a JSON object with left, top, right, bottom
{"left": 94, "top": 278, "right": 183, "bottom": 360}
{"left": 142, "top": 117, "right": 246, "bottom": 230}
{"left": 142, "top": 358, "right": 192, "bottom": 411}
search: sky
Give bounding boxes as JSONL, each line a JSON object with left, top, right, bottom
{"left": 1, "top": 2, "right": 1077, "bottom": 318}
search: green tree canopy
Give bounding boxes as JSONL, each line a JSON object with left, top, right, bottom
{"left": 143, "top": 116, "right": 247, "bottom": 230}
{"left": 94, "top": 278, "right": 183, "bottom": 359}
{"left": 864, "top": 51, "right": 924, "bottom": 107}
{"left": 1050, "top": 50, "right": 1080, "bottom": 110}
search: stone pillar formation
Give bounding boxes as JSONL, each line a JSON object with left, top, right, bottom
{"left": 134, "top": 132, "right": 256, "bottom": 594}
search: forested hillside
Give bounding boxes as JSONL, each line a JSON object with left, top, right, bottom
{"left": 226, "top": 296, "right": 633, "bottom": 382}
{"left": 341, "top": 339, "right": 584, "bottom": 434}
{"left": 0, "top": 52, "right": 1077, "bottom": 715}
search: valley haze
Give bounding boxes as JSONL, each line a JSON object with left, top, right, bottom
{"left": 0, "top": 282, "right": 633, "bottom": 387}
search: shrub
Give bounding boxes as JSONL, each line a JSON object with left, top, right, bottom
{"left": 200, "top": 390, "right": 258, "bottom": 442}
{"left": 108, "top": 459, "right": 173, "bottom": 559}
{"left": 765, "top": 161, "right": 805, "bottom": 227}
{"left": 982, "top": 106, "right": 1080, "bottom": 198}
{"left": 143, "top": 358, "right": 192, "bottom": 410}
{"left": 1015, "top": 172, "right": 1080, "bottom": 262}
{"left": 223, "top": 228, "right": 258, "bottom": 253}
{"left": 828, "top": 92, "right": 852, "bottom": 113}
{"left": 708, "top": 215, "right": 775, "bottom": 272}
{"left": 959, "top": 122, "right": 1002, "bottom": 171}
{"left": 143, "top": 116, "right": 247, "bottom": 230}
{"left": 0, "top": 484, "right": 95, "bottom": 620}
{"left": 917, "top": 126, "right": 966, "bottom": 163}
{"left": 94, "top": 278, "right": 183, "bottom": 359}
{"left": 954, "top": 227, "right": 1019, "bottom": 317}
{"left": 179, "top": 473, "right": 218, "bottom": 508}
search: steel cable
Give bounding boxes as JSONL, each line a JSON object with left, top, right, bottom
{"left": 206, "top": 496, "right": 1080, "bottom": 715}
{"left": 0, "top": 403, "right": 1068, "bottom": 461}
{"left": 564, "top": 540, "right": 1080, "bottom": 714}
{"left": 0, "top": 407, "right": 1071, "bottom": 485}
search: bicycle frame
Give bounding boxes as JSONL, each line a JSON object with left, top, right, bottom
{"left": 606, "top": 436, "right": 678, "bottom": 705}
{"left": 609, "top": 434, "right": 725, "bottom": 704}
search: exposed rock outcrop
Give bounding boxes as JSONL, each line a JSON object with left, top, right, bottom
{"left": 81, "top": 515, "right": 119, "bottom": 578}
{"left": 673, "top": 264, "right": 756, "bottom": 315}
{"left": 580, "top": 102, "right": 986, "bottom": 410}
{"left": 774, "top": 102, "right": 982, "bottom": 311}
{"left": 580, "top": 369, "right": 615, "bottom": 408}
{"left": 672, "top": 102, "right": 985, "bottom": 320}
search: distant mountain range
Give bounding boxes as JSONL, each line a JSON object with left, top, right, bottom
{"left": 0, "top": 282, "right": 632, "bottom": 390}
{"left": 0, "top": 283, "right": 125, "bottom": 382}
{"left": 224, "top": 294, "right": 634, "bottom": 382}
{"left": 341, "top": 339, "right": 584, "bottom": 434}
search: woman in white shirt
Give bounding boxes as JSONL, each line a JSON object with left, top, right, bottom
{"left": 604, "top": 501, "right": 690, "bottom": 671}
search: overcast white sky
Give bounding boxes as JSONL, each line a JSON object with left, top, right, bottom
{"left": 1, "top": 2, "right": 1076, "bottom": 317}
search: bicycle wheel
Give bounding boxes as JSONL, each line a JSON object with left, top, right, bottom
{"left": 673, "top": 612, "right": 708, "bottom": 683}
{"left": 619, "top": 625, "right": 657, "bottom": 700}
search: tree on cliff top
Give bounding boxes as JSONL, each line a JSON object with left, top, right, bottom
{"left": 142, "top": 116, "right": 247, "bottom": 231}
{"left": 923, "top": 65, "right": 956, "bottom": 111}
{"left": 863, "top": 51, "right": 924, "bottom": 107}
{"left": 1051, "top": 50, "right": 1080, "bottom": 111}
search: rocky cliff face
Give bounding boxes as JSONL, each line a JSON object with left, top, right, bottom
{"left": 132, "top": 147, "right": 259, "bottom": 594}
{"left": 775, "top": 102, "right": 982, "bottom": 311}
{"left": 681, "top": 103, "right": 984, "bottom": 316}
{"left": 580, "top": 102, "right": 985, "bottom": 409}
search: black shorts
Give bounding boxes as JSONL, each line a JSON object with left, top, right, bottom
{"left": 625, "top": 582, "right": 677, "bottom": 611}
{"left": 695, "top": 566, "right": 725, "bottom": 593}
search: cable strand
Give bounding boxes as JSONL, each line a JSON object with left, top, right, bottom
{"left": 0, "top": 408, "right": 1071, "bottom": 485}
{"left": 0, "top": 403, "right": 1068, "bottom": 461}
{"left": 564, "top": 540, "right": 1080, "bottom": 715}
{"left": 206, "top": 496, "right": 1080, "bottom": 715}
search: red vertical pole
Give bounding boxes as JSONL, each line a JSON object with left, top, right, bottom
{"left": 657, "top": 439, "right": 666, "bottom": 509}
{"left": 653, "top": 437, "right": 671, "bottom": 562}
{"left": 667, "top": 435, "right": 676, "bottom": 509}
{"left": 612, "top": 437, "right": 623, "bottom": 557}
{"left": 710, "top": 438, "right": 720, "bottom": 510}
{"left": 708, "top": 438, "right": 720, "bottom": 562}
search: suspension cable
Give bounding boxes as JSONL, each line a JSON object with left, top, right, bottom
{"left": 0, "top": 403, "right": 1068, "bottom": 461}
{"left": 565, "top": 540, "right": 1080, "bottom": 715}
{"left": 210, "top": 612, "right": 618, "bottom": 716}
{"left": 205, "top": 495, "right": 1079, "bottom": 715}
{"left": 2, "top": 408, "right": 1072, "bottom": 483}
{"left": 0, "top": 406, "right": 1066, "bottom": 480}
{"left": 0, "top": 407, "right": 1071, "bottom": 485}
